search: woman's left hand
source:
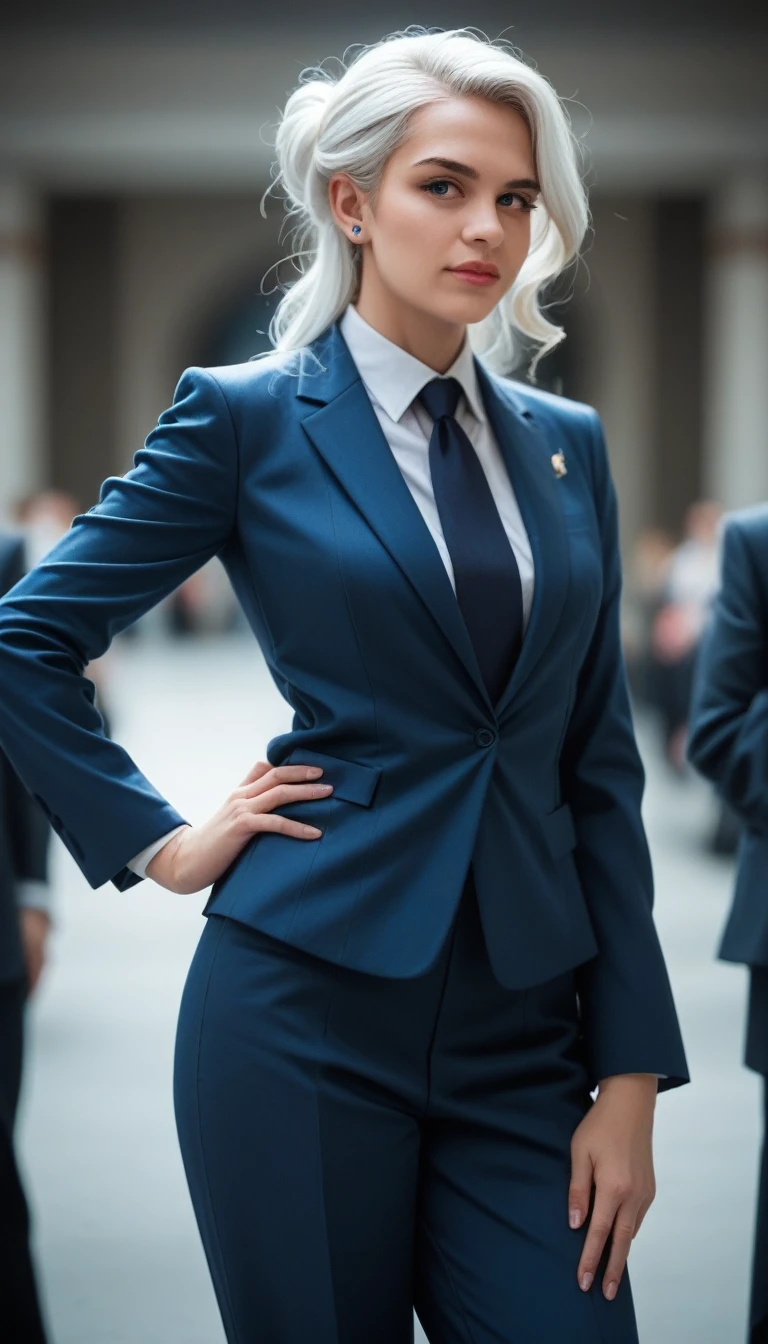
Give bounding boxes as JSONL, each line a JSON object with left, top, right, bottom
{"left": 568, "top": 1073, "right": 658, "bottom": 1302}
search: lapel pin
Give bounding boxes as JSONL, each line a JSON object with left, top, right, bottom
{"left": 551, "top": 451, "right": 567, "bottom": 478}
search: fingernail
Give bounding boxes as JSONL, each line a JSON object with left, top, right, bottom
{"left": 569, "top": 1209, "right": 581, "bottom": 1229}
{"left": 580, "top": 1272, "right": 594, "bottom": 1292}
{"left": 307, "top": 767, "right": 323, "bottom": 777}
{"left": 605, "top": 1281, "right": 617, "bottom": 1301}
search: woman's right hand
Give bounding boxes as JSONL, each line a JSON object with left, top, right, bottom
{"left": 145, "top": 760, "right": 333, "bottom": 894}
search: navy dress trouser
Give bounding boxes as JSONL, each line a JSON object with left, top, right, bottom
{"left": 173, "top": 870, "right": 640, "bottom": 1343}
{"left": 746, "top": 969, "right": 768, "bottom": 1343}
{"left": 0, "top": 979, "right": 48, "bottom": 1344}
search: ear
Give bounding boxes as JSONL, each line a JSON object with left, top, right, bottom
{"left": 328, "top": 172, "right": 366, "bottom": 241}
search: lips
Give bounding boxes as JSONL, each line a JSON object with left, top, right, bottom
{"left": 449, "top": 263, "right": 500, "bottom": 278}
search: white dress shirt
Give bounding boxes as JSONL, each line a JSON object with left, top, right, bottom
{"left": 127, "top": 302, "right": 535, "bottom": 878}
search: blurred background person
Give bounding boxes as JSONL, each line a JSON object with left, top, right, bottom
{"left": 12, "top": 489, "right": 82, "bottom": 569}
{"left": 166, "top": 559, "right": 242, "bottom": 637}
{"left": 0, "top": 526, "right": 52, "bottom": 1344}
{"left": 623, "top": 524, "right": 675, "bottom": 705}
{"left": 687, "top": 503, "right": 768, "bottom": 1344}
{"left": 645, "top": 499, "right": 723, "bottom": 774}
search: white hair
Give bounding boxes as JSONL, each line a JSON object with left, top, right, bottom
{"left": 258, "top": 26, "right": 590, "bottom": 382}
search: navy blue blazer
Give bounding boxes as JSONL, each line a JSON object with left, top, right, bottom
{"left": 0, "top": 531, "right": 50, "bottom": 985}
{"left": 0, "top": 318, "right": 688, "bottom": 1090}
{"left": 687, "top": 504, "right": 768, "bottom": 967}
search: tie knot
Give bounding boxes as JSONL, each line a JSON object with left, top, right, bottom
{"left": 417, "top": 376, "right": 462, "bottom": 423}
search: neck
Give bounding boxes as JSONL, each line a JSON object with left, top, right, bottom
{"left": 352, "top": 279, "right": 466, "bottom": 374}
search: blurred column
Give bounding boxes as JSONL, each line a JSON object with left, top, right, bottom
{"left": 576, "top": 196, "right": 657, "bottom": 561}
{"left": 0, "top": 179, "right": 46, "bottom": 525}
{"left": 703, "top": 175, "right": 768, "bottom": 512}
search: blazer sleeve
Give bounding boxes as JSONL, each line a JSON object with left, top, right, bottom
{"left": 686, "top": 518, "right": 768, "bottom": 831}
{"left": 560, "top": 411, "right": 689, "bottom": 1094}
{"left": 0, "top": 366, "right": 238, "bottom": 893}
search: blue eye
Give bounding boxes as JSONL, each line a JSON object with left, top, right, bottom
{"left": 421, "top": 180, "right": 537, "bottom": 211}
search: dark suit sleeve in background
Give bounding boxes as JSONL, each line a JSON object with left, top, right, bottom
{"left": 0, "top": 537, "right": 49, "bottom": 891}
{"left": 687, "top": 519, "right": 768, "bottom": 833}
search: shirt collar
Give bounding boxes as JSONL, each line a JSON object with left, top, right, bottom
{"left": 339, "top": 302, "right": 486, "bottom": 427}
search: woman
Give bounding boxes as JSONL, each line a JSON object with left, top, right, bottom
{"left": 0, "top": 26, "right": 689, "bottom": 1343}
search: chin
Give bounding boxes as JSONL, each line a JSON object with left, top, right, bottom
{"left": 441, "top": 298, "right": 498, "bottom": 323}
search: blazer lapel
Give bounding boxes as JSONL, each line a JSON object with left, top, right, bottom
{"left": 296, "top": 321, "right": 569, "bottom": 722}
{"left": 474, "top": 361, "right": 571, "bottom": 720}
{"left": 297, "top": 324, "right": 495, "bottom": 714}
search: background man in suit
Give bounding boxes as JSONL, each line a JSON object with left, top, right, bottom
{"left": 687, "top": 503, "right": 768, "bottom": 1344}
{"left": 0, "top": 527, "right": 52, "bottom": 1343}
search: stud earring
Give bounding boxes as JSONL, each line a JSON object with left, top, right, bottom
{"left": 351, "top": 225, "right": 361, "bottom": 236}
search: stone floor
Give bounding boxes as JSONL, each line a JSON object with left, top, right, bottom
{"left": 15, "top": 631, "right": 761, "bottom": 1343}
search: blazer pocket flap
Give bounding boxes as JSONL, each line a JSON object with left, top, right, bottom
{"left": 541, "top": 801, "right": 577, "bottom": 859}
{"left": 284, "top": 748, "right": 382, "bottom": 807}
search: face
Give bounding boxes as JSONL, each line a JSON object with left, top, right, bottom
{"left": 328, "top": 94, "right": 540, "bottom": 363}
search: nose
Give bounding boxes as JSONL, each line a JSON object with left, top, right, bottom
{"left": 463, "top": 206, "right": 505, "bottom": 248}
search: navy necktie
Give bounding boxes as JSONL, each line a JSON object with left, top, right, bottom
{"left": 417, "top": 376, "right": 523, "bottom": 707}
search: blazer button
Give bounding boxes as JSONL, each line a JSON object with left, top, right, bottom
{"left": 474, "top": 727, "right": 496, "bottom": 748}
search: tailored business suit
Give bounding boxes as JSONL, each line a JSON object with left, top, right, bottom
{"left": 687, "top": 505, "right": 768, "bottom": 1343}
{"left": 0, "top": 531, "right": 51, "bottom": 1344}
{"left": 0, "top": 309, "right": 689, "bottom": 1342}
{"left": 124, "top": 300, "right": 536, "bottom": 879}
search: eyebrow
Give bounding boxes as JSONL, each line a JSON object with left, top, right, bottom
{"left": 413, "top": 157, "right": 540, "bottom": 193}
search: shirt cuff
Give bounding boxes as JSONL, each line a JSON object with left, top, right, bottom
{"left": 127, "top": 824, "right": 190, "bottom": 879}
{"left": 15, "top": 879, "right": 54, "bottom": 918}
